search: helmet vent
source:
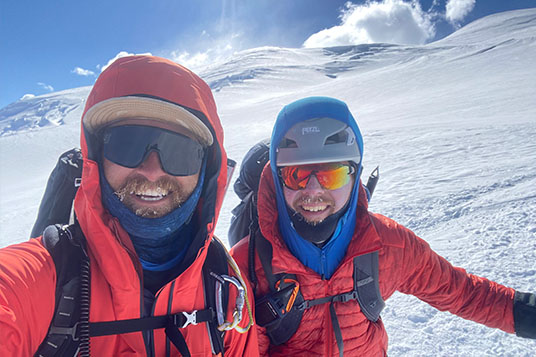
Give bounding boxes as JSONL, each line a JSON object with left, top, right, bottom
{"left": 324, "top": 131, "right": 347, "bottom": 145}
{"left": 280, "top": 137, "right": 298, "bottom": 148}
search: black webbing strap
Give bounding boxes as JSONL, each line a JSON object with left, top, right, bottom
{"left": 86, "top": 309, "right": 215, "bottom": 357}
{"left": 296, "top": 289, "right": 359, "bottom": 310}
{"left": 164, "top": 322, "right": 190, "bottom": 357}
{"left": 88, "top": 308, "right": 215, "bottom": 337}
{"left": 329, "top": 302, "right": 344, "bottom": 357}
{"left": 255, "top": 231, "right": 278, "bottom": 291}
{"left": 247, "top": 197, "right": 259, "bottom": 290}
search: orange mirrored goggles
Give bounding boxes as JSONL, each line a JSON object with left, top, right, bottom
{"left": 279, "top": 162, "right": 355, "bottom": 191}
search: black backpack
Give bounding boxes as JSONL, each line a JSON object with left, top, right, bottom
{"left": 228, "top": 140, "right": 383, "bottom": 354}
{"left": 31, "top": 148, "right": 83, "bottom": 238}
{"left": 228, "top": 139, "right": 270, "bottom": 247}
{"left": 31, "top": 148, "right": 234, "bottom": 356}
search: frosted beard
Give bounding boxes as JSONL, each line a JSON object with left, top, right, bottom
{"left": 113, "top": 174, "right": 191, "bottom": 218}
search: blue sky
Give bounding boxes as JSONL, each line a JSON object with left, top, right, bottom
{"left": 1, "top": 0, "right": 534, "bottom": 109}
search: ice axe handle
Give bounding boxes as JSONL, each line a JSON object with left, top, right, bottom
{"left": 365, "top": 166, "right": 379, "bottom": 200}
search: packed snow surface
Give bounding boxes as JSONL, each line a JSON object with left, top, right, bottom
{"left": 1, "top": 9, "right": 535, "bottom": 356}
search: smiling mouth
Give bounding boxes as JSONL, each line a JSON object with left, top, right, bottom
{"left": 298, "top": 196, "right": 331, "bottom": 213}
{"left": 132, "top": 188, "right": 170, "bottom": 202}
{"left": 300, "top": 203, "right": 329, "bottom": 212}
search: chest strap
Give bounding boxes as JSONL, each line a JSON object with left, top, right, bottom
{"left": 293, "top": 252, "right": 384, "bottom": 357}
{"left": 254, "top": 231, "right": 385, "bottom": 355}
{"left": 88, "top": 308, "right": 214, "bottom": 337}
{"left": 295, "top": 250, "right": 383, "bottom": 321}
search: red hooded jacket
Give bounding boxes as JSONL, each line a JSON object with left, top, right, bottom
{"left": 0, "top": 56, "right": 258, "bottom": 356}
{"left": 231, "top": 166, "right": 515, "bottom": 356}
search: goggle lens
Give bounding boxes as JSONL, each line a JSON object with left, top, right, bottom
{"left": 279, "top": 163, "right": 354, "bottom": 190}
{"left": 102, "top": 125, "right": 205, "bottom": 176}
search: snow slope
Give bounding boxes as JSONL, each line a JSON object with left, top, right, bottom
{"left": 1, "top": 8, "right": 535, "bottom": 356}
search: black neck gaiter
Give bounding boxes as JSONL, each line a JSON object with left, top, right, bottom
{"left": 288, "top": 199, "right": 350, "bottom": 247}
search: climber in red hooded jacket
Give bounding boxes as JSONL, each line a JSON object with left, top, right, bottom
{"left": 0, "top": 55, "right": 258, "bottom": 356}
{"left": 231, "top": 96, "right": 535, "bottom": 356}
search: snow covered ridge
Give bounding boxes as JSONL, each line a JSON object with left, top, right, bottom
{"left": 0, "top": 86, "right": 90, "bottom": 136}
{"left": 1, "top": 9, "right": 535, "bottom": 136}
{"left": 435, "top": 8, "right": 536, "bottom": 45}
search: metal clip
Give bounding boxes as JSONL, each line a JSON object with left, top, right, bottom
{"left": 213, "top": 274, "right": 246, "bottom": 331}
{"left": 176, "top": 311, "right": 198, "bottom": 328}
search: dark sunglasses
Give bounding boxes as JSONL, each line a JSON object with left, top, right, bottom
{"left": 102, "top": 125, "right": 205, "bottom": 176}
{"left": 279, "top": 162, "right": 355, "bottom": 191}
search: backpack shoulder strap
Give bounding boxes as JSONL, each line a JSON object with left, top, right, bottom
{"left": 353, "top": 250, "right": 384, "bottom": 322}
{"left": 253, "top": 230, "right": 304, "bottom": 346}
{"left": 254, "top": 229, "right": 278, "bottom": 291}
{"left": 202, "top": 238, "right": 231, "bottom": 356}
{"left": 35, "top": 223, "right": 89, "bottom": 357}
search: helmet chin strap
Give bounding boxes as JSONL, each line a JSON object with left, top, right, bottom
{"left": 287, "top": 198, "right": 350, "bottom": 247}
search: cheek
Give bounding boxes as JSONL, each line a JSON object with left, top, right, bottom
{"left": 283, "top": 186, "right": 298, "bottom": 206}
{"left": 174, "top": 173, "right": 200, "bottom": 195}
{"left": 102, "top": 158, "right": 133, "bottom": 191}
{"left": 331, "top": 183, "right": 354, "bottom": 211}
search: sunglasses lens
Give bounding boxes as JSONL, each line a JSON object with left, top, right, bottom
{"left": 102, "top": 126, "right": 149, "bottom": 168}
{"left": 279, "top": 166, "right": 312, "bottom": 190}
{"left": 280, "top": 163, "right": 353, "bottom": 190}
{"left": 102, "top": 125, "right": 204, "bottom": 176}
{"left": 316, "top": 164, "right": 352, "bottom": 190}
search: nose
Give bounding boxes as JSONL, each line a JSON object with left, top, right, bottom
{"left": 302, "top": 174, "right": 324, "bottom": 195}
{"left": 136, "top": 151, "right": 166, "bottom": 181}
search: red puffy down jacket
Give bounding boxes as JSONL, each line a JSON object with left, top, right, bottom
{"left": 231, "top": 166, "right": 515, "bottom": 356}
{"left": 0, "top": 56, "right": 258, "bottom": 356}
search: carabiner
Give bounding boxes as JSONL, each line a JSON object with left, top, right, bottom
{"left": 212, "top": 273, "right": 246, "bottom": 331}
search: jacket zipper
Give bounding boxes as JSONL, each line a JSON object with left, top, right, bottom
{"left": 321, "top": 250, "right": 327, "bottom": 280}
{"left": 325, "top": 281, "right": 332, "bottom": 356}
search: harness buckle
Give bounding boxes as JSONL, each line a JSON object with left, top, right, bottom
{"left": 339, "top": 290, "right": 359, "bottom": 303}
{"left": 296, "top": 300, "right": 310, "bottom": 310}
{"left": 49, "top": 322, "right": 80, "bottom": 341}
{"left": 176, "top": 311, "right": 198, "bottom": 328}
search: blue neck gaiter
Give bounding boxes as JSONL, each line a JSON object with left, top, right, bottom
{"left": 101, "top": 161, "right": 206, "bottom": 271}
{"left": 275, "top": 178, "right": 359, "bottom": 279}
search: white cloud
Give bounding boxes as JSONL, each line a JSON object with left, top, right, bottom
{"left": 445, "top": 0, "right": 476, "bottom": 24}
{"left": 171, "top": 51, "right": 211, "bottom": 70}
{"left": 100, "top": 51, "right": 153, "bottom": 72}
{"left": 37, "top": 82, "right": 54, "bottom": 92}
{"left": 303, "top": 0, "right": 435, "bottom": 48}
{"left": 71, "top": 67, "right": 95, "bottom": 77}
{"left": 20, "top": 94, "right": 35, "bottom": 100}
{"left": 170, "top": 32, "right": 241, "bottom": 71}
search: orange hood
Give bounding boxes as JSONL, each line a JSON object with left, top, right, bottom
{"left": 73, "top": 55, "right": 227, "bottom": 280}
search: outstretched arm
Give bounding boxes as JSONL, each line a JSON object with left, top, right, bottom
{"left": 0, "top": 238, "right": 57, "bottom": 356}
{"left": 391, "top": 222, "right": 516, "bottom": 333}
